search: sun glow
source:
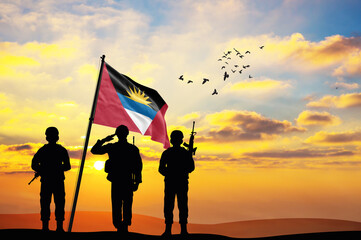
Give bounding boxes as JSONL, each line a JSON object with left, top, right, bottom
{"left": 93, "top": 161, "right": 105, "bottom": 171}
{"left": 126, "top": 86, "right": 152, "bottom": 106}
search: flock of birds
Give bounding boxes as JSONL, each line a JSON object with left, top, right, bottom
{"left": 178, "top": 45, "right": 264, "bottom": 95}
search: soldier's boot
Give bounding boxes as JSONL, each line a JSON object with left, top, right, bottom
{"left": 56, "top": 221, "right": 64, "bottom": 232}
{"left": 117, "top": 222, "right": 128, "bottom": 234}
{"left": 180, "top": 223, "right": 188, "bottom": 236}
{"left": 42, "top": 221, "right": 49, "bottom": 231}
{"left": 123, "top": 223, "right": 129, "bottom": 234}
{"left": 162, "top": 223, "right": 172, "bottom": 237}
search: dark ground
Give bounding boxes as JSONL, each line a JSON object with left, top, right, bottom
{"left": 1, "top": 229, "right": 361, "bottom": 240}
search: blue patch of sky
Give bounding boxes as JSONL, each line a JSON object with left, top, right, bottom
{"left": 291, "top": 0, "right": 361, "bottom": 41}
{"left": 112, "top": 0, "right": 170, "bottom": 28}
{"left": 246, "top": 0, "right": 361, "bottom": 41}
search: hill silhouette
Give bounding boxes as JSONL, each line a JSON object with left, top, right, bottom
{"left": 1, "top": 229, "right": 361, "bottom": 240}
{"left": 1, "top": 212, "right": 361, "bottom": 238}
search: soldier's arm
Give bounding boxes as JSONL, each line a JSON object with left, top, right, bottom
{"left": 158, "top": 151, "right": 167, "bottom": 176}
{"left": 134, "top": 147, "right": 143, "bottom": 183}
{"left": 31, "top": 149, "right": 42, "bottom": 173}
{"left": 90, "top": 139, "right": 109, "bottom": 155}
{"left": 187, "top": 150, "right": 195, "bottom": 173}
{"left": 62, "top": 147, "right": 71, "bottom": 172}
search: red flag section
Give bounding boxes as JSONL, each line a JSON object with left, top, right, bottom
{"left": 93, "top": 63, "right": 170, "bottom": 148}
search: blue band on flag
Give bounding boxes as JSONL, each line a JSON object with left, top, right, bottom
{"left": 117, "top": 93, "right": 157, "bottom": 120}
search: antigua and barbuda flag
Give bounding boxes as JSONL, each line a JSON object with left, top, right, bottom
{"left": 94, "top": 62, "right": 170, "bottom": 148}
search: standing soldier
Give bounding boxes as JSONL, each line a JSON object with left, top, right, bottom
{"left": 159, "top": 130, "right": 195, "bottom": 236}
{"left": 31, "top": 127, "right": 71, "bottom": 232}
{"left": 91, "top": 125, "right": 142, "bottom": 233}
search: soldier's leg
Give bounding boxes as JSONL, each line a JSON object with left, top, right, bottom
{"left": 40, "top": 181, "right": 52, "bottom": 228}
{"left": 53, "top": 181, "right": 65, "bottom": 231}
{"left": 163, "top": 181, "right": 175, "bottom": 236}
{"left": 111, "top": 182, "right": 123, "bottom": 230}
{"left": 123, "top": 189, "right": 133, "bottom": 227}
{"left": 164, "top": 181, "right": 176, "bottom": 225}
{"left": 177, "top": 182, "right": 189, "bottom": 225}
{"left": 54, "top": 181, "right": 65, "bottom": 220}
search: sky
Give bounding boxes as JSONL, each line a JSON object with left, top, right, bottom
{"left": 1, "top": 0, "right": 361, "bottom": 227}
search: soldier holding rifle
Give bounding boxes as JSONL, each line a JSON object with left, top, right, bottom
{"left": 159, "top": 121, "right": 196, "bottom": 236}
{"left": 31, "top": 126, "right": 71, "bottom": 232}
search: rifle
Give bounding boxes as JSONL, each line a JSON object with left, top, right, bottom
{"left": 131, "top": 136, "right": 139, "bottom": 192}
{"left": 183, "top": 121, "right": 197, "bottom": 155}
{"left": 28, "top": 172, "right": 40, "bottom": 185}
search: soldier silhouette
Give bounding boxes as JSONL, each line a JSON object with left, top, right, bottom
{"left": 31, "top": 127, "right": 71, "bottom": 232}
{"left": 159, "top": 130, "right": 195, "bottom": 236}
{"left": 91, "top": 125, "right": 142, "bottom": 233}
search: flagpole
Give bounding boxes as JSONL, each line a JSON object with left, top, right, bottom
{"left": 68, "top": 55, "right": 106, "bottom": 232}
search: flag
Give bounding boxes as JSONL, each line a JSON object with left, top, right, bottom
{"left": 93, "top": 62, "right": 170, "bottom": 148}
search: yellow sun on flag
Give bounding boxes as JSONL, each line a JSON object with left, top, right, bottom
{"left": 126, "top": 86, "right": 152, "bottom": 106}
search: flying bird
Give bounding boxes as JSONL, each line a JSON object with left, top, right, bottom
{"left": 225, "top": 62, "right": 229, "bottom": 64}
{"left": 239, "top": 55, "right": 244, "bottom": 58}
{"left": 212, "top": 89, "right": 218, "bottom": 95}
{"left": 260, "top": 46, "right": 264, "bottom": 49}
{"left": 243, "top": 65, "right": 247, "bottom": 69}
{"left": 231, "top": 69, "right": 236, "bottom": 73}
{"left": 239, "top": 70, "right": 243, "bottom": 74}
{"left": 218, "top": 58, "right": 222, "bottom": 61}
{"left": 249, "top": 75, "right": 253, "bottom": 78}
{"left": 224, "top": 71, "right": 229, "bottom": 81}
{"left": 227, "top": 57, "right": 231, "bottom": 60}
{"left": 202, "top": 78, "right": 210, "bottom": 84}
{"left": 234, "top": 65, "right": 239, "bottom": 68}
{"left": 187, "top": 80, "right": 193, "bottom": 84}
{"left": 245, "top": 51, "right": 251, "bottom": 54}
{"left": 179, "top": 75, "right": 184, "bottom": 81}
{"left": 221, "top": 66, "right": 226, "bottom": 69}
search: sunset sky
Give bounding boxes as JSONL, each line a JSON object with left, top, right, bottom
{"left": 1, "top": 0, "right": 361, "bottom": 227}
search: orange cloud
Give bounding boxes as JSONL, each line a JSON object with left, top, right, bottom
{"left": 296, "top": 110, "right": 341, "bottom": 126}
{"left": 305, "top": 130, "right": 361, "bottom": 145}
{"left": 202, "top": 110, "right": 305, "bottom": 142}
{"left": 3, "top": 143, "right": 39, "bottom": 156}
{"left": 268, "top": 34, "right": 359, "bottom": 63}
{"left": 307, "top": 93, "right": 361, "bottom": 108}
{"left": 223, "top": 78, "right": 292, "bottom": 99}
{"left": 240, "top": 147, "right": 361, "bottom": 170}
{"left": 333, "top": 51, "right": 361, "bottom": 77}
{"left": 230, "top": 79, "right": 285, "bottom": 89}
{"left": 0, "top": 143, "right": 40, "bottom": 174}
{"left": 244, "top": 148, "right": 354, "bottom": 159}
{"left": 0, "top": 142, "right": 91, "bottom": 174}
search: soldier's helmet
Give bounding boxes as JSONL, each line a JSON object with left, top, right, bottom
{"left": 170, "top": 130, "right": 184, "bottom": 140}
{"left": 115, "top": 125, "right": 129, "bottom": 138}
{"left": 45, "top": 127, "right": 59, "bottom": 143}
{"left": 170, "top": 130, "right": 184, "bottom": 146}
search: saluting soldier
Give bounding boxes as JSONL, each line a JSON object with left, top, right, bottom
{"left": 91, "top": 125, "right": 142, "bottom": 233}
